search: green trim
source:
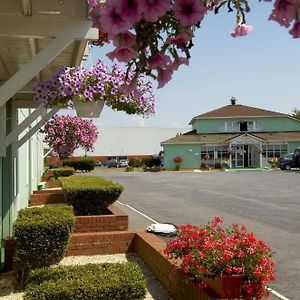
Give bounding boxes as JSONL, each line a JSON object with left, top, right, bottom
{"left": 0, "top": 100, "right": 12, "bottom": 271}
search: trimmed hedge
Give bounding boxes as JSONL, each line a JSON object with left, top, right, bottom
{"left": 62, "top": 158, "right": 95, "bottom": 172}
{"left": 60, "top": 176, "right": 123, "bottom": 215}
{"left": 51, "top": 167, "right": 75, "bottom": 179}
{"left": 24, "top": 263, "right": 146, "bottom": 300}
{"left": 13, "top": 204, "right": 75, "bottom": 285}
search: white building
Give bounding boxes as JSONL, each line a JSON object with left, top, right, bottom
{"left": 75, "top": 126, "right": 189, "bottom": 158}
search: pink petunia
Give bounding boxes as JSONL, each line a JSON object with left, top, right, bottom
{"left": 110, "top": 31, "right": 137, "bottom": 48}
{"left": 148, "top": 54, "right": 171, "bottom": 69}
{"left": 120, "top": 0, "right": 142, "bottom": 23}
{"left": 107, "top": 46, "right": 138, "bottom": 62}
{"left": 139, "top": 0, "right": 171, "bottom": 22}
{"left": 170, "top": 57, "right": 189, "bottom": 71}
{"left": 157, "top": 68, "right": 173, "bottom": 88}
{"left": 166, "top": 30, "right": 193, "bottom": 45}
{"left": 230, "top": 24, "right": 254, "bottom": 38}
{"left": 173, "top": 0, "right": 207, "bottom": 27}
{"left": 99, "top": 0, "right": 131, "bottom": 35}
{"left": 289, "top": 20, "right": 300, "bottom": 38}
{"left": 268, "top": 0, "right": 297, "bottom": 28}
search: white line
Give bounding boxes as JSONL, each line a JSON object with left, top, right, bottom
{"left": 117, "top": 201, "right": 158, "bottom": 224}
{"left": 266, "top": 287, "right": 291, "bottom": 300}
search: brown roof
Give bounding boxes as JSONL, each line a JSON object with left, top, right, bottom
{"left": 190, "top": 104, "right": 286, "bottom": 124}
{"left": 161, "top": 131, "right": 300, "bottom": 145}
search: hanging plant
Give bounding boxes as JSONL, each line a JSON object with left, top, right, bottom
{"left": 87, "top": 0, "right": 300, "bottom": 88}
{"left": 40, "top": 115, "right": 99, "bottom": 160}
{"left": 33, "top": 60, "right": 155, "bottom": 117}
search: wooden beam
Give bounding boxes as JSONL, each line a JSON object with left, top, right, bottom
{"left": 16, "top": 108, "right": 59, "bottom": 149}
{"left": 0, "top": 15, "right": 98, "bottom": 40}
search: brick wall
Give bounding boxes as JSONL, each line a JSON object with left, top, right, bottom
{"left": 30, "top": 190, "right": 66, "bottom": 206}
{"left": 67, "top": 231, "right": 135, "bottom": 256}
{"left": 74, "top": 205, "right": 128, "bottom": 233}
{"left": 134, "top": 232, "right": 219, "bottom": 300}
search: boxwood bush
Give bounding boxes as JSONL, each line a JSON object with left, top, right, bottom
{"left": 51, "top": 167, "right": 75, "bottom": 179}
{"left": 13, "top": 204, "right": 75, "bottom": 285}
{"left": 24, "top": 263, "right": 146, "bottom": 300}
{"left": 60, "top": 176, "right": 123, "bottom": 215}
{"left": 62, "top": 158, "right": 95, "bottom": 172}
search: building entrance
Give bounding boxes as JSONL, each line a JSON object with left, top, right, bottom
{"left": 233, "top": 144, "right": 257, "bottom": 168}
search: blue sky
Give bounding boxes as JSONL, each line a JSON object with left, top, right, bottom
{"left": 87, "top": 2, "right": 300, "bottom": 129}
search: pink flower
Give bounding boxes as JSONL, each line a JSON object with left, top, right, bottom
{"left": 120, "top": 0, "right": 142, "bottom": 23}
{"left": 268, "top": 0, "right": 297, "bottom": 28}
{"left": 170, "top": 57, "right": 189, "bottom": 71}
{"left": 157, "top": 68, "right": 173, "bottom": 88}
{"left": 99, "top": 0, "right": 131, "bottom": 35}
{"left": 110, "top": 31, "right": 137, "bottom": 48}
{"left": 289, "top": 20, "right": 300, "bottom": 38}
{"left": 139, "top": 0, "right": 170, "bottom": 22}
{"left": 107, "top": 47, "right": 138, "bottom": 62}
{"left": 173, "top": 0, "right": 207, "bottom": 27}
{"left": 87, "top": 0, "right": 99, "bottom": 8}
{"left": 166, "top": 30, "right": 193, "bottom": 45}
{"left": 231, "top": 24, "right": 254, "bottom": 38}
{"left": 148, "top": 54, "right": 171, "bottom": 69}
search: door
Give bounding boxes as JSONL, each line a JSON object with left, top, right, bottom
{"left": 236, "top": 145, "right": 244, "bottom": 167}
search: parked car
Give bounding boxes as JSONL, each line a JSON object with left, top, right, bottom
{"left": 108, "top": 159, "right": 119, "bottom": 168}
{"left": 95, "top": 160, "right": 102, "bottom": 167}
{"left": 278, "top": 151, "right": 300, "bottom": 170}
{"left": 119, "top": 159, "right": 129, "bottom": 168}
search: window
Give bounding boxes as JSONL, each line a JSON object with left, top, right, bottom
{"left": 255, "top": 121, "right": 263, "bottom": 131}
{"left": 218, "top": 122, "right": 226, "bottom": 132}
{"left": 262, "top": 144, "right": 288, "bottom": 158}
{"left": 240, "top": 122, "right": 248, "bottom": 131}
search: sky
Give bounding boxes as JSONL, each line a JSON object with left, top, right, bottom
{"left": 83, "top": 2, "right": 300, "bottom": 129}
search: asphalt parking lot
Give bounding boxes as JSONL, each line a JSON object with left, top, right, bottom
{"left": 92, "top": 169, "right": 300, "bottom": 300}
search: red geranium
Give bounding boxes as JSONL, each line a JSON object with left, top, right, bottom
{"left": 164, "top": 217, "right": 276, "bottom": 300}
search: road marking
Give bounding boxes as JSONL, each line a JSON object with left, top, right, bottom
{"left": 117, "top": 201, "right": 158, "bottom": 224}
{"left": 267, "top": 288, "right": 291, "bottom": 300}
{"left": 117, "top": 202, "right": 291, "bottom": 300}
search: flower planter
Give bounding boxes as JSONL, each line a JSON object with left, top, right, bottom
{"left": 74, "top": 99, "right": 105, "bottom": 118}
{"left": 207, "top": 275, "right": 243, "bottom": 299}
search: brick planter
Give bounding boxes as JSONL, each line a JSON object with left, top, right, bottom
{"left": 3, "top": 232, "right": 243, "bottom": 299}
{"left": 30, "top": 189, "right": 65, "bottom": 206}
{"left": 45, "top": 180, "right": 61, "bottom": 188}
{"left": 74, "top": 205, "right": 128, "bottom": 233}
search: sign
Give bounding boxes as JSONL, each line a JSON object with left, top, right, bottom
{"left": 231, "top": 135, "right": 261, "bottom": 146}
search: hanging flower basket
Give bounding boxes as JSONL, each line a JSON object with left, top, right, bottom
{"left": 73, "top": 99, "right": 105, "bottom": 118}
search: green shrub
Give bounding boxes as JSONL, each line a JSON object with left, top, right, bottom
{"left": 62, "top": 158, "right": 95, "bottom": 172}
{"left": 51, "top": 167, "right": 75, "bottom": 179}
{"left": 24, "top": 263, "right": 146, "bottom": 300}
{"left": 60, "top": 176, "right": 123, "bottom": 215}
{"left": 13, "top": 204, "right": 75, "bottom": 286}
{"left": 125, "top": 166, "right": 135, "bottom": 172}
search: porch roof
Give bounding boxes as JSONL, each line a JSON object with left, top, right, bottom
{"left": 161, "top": 131, "right": 300, "bottom": 145}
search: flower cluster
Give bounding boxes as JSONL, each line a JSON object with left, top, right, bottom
{"left": 88, "top": 0, "right": 300, "bottom": 89}
{"left": 40, "top": 115, "right": 99, "bottom": 160}
{"left": 173, "top": 156, "right": 183, "bottom": 164}
{"left": 33, "top": 60, "right": 155, "bottom": 116}
{"left": 164, "top": 217, "right": 276, "bottom": 300}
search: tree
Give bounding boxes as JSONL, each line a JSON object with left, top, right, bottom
{"left": 40, "top": 115, "right": 99, "bottom": 160}
{"left": 292, "top": 108, "right": 300, "bottom": 120}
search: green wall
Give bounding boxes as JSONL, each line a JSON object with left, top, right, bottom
{"left": 288, "top": 142, "right": 300, "bottom": 153}
{"left": 193, "top": 117, "right": 300, "bottom": 134}
{"left": 164, "top": 144, "right": 200, "bottom": 170}
{"left": 1, "top": 101, "right": 12, "bottom": 268}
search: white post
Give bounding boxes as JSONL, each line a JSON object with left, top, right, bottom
{"left": 0, "top": 34, "right": 74, "bottom": 108}
{"left": 16, "top": 108, "right": 59, "bottom": 149}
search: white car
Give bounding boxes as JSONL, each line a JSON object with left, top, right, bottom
{"left": 119, "top": 159, "right": 129, "bottom": 167}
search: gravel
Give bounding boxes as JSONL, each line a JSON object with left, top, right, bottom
{"left": 0, "top": 253, "right": 173, "bottom": 300}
